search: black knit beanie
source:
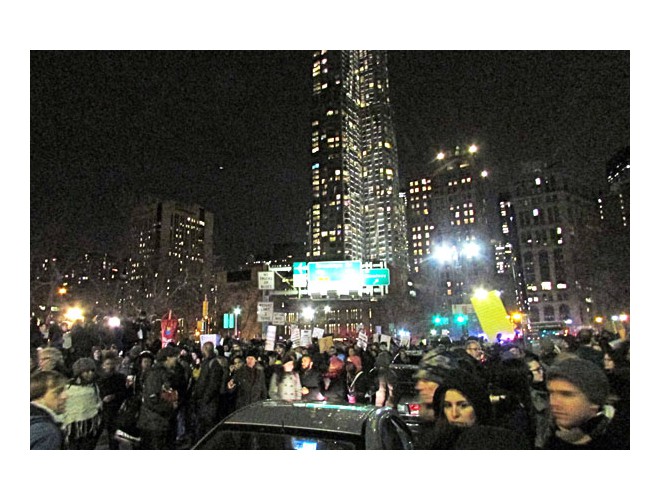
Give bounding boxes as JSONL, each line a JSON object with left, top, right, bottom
{"left": 547, "top": 357, "right": 609, "bottom": 406}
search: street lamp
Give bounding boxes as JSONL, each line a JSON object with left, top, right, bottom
{"left": 302, "top": 306, "right": 315, "bottom": 323}
{"left": 233, "top": 307, "right": 241, "bottom": 338}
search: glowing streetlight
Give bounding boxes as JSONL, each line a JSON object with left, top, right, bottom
{"left": 107, "top": 316, "right": 121, "bottom": 328}
{"left": 233, "top": 307, "right": 241, "bottom": 337}
{"left": 302, "top": 306, "right": 315, "bottom": 322}
{"left": 436, "top": 151, "right": 445, "bottom": 161}
{"left": 468, "top": 144, "right": 478, "bottom": 154}
{"left": 434, "top": 245, "right": 456, "bottom": 263}
{"left": 473, "top": 288, "right": 489, "bottom": 300}
{"left": 64, "top": 306, "right": 84, "bottom": 323}
{"left": 462, "top": 242, "right": 480, "bottom": 259}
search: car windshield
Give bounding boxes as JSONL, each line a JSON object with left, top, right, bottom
{"left": 196, "top": 427, "right": 358, "bottom": 450}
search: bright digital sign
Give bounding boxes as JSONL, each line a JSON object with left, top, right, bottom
{"left": 307, "top": 260, "right": 362, "bottom": 294}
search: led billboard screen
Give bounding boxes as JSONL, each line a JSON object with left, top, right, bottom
{"left": 307, "top": 260, "right": 362, "bottom": 294}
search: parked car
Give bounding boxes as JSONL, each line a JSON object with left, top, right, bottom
{"left": 192, "top": 400, "right": 415, "bottom": 450}
{"left": 388, "top": 363, "right": 425, "bottom": 435}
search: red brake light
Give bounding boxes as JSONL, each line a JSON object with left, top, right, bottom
{"left": 408, "top": 403, "right": 420, "bottom": 415}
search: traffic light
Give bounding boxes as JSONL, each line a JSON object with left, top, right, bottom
{"left": 454, "top": 314, "right": 467, "bottom": 324}
{"left": 432, "top": 315, "right": 449, "bottom": 326}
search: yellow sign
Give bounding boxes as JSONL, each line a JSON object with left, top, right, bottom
{"left": 318, "top": 336, "right": 335, "bottom": 353}
{"left": 470, "top": 291, "right": 515, "bottom": 342}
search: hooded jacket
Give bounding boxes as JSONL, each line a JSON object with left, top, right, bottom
{"left": 30, "top": 403, "right": 64, "bottom": 450}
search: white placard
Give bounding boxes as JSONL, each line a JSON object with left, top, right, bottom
{"left": 380, "top": 334, "right": 391, "bottom": 349}
{"left": 257, "top": 302, "right": 274, "bottom": 322}
{"left": 265, "top": 325, "right": 277, "bottom": 351}
{"left": 290, "top": 326, "right": 301, "bottom": 347}
{"left": 357, "top": 331, "right": 368, "bottom": 349}
{"left": 300, "top": 329, "right": 312, "bottom": 347}
{"left": 312, "top": 327, "right": 325, "bottom": 339}
{"left": 199, "top": 334, "right": 218, "bottom": 347}
{"left": 258, "top": 271, "right": 275, "bottom": 290}
{"left": 272, "top": 312, "right": 286, "bottom": 326}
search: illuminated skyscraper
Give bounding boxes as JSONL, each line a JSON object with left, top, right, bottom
{"left": 308, "top": 50, "right": 407, "bottom": 269}
{"left": 125, "top": 199, "right": 214, "bottom": 314}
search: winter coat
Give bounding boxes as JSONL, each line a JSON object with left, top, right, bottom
{"left": 137, "top": 363, "right": 178, "bottom": 433}
{"left": 30, "top": 403, "right": 64, "bottom": 450}
{"left": 230, "top": 365, "right": 268, "bottom": 409}
{"left": 60, "top": 380, "right": 103, "bottom": 446}
{"left": 269, "top": 371, "right": 302, "bottom": 401}
{"left": 98, "top": 372, "right": 129, "bottom": 418}
{"left": 300, "top": 367, "right": 325, "bottom": 401}
{"left": 539, "top": 405, "right": 630, "bottom": 450}
{"left": 193, "top": 355, "right": 227, "bottom": 421}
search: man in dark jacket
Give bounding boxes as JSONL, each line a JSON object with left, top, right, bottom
{"left": 300, "top": 354, "right": 324, "bottom": 401}
{"left": 98, "top": 351, "right": 129, "bottom": 449}
{"left": 540, "top": 357, "right": 629, "bottom": 449}
{"left": 30, "top": 370, "right": 68, "bottom": 449}
{"left": 227, "top": 349, "right": 267, "bottom": 409}
{"left": 192, "top": 341, "right": 226, "bottom": 440}
{"left": 137, "top": 346, "right": 180, "bottom": 449}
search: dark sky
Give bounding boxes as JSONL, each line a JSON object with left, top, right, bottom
{"left": 30, "top": 50, "right": 629, "bottom": 268}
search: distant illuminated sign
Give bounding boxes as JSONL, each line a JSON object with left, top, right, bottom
{"left": 307, "top": 260, "right": 362, "bottom": 294}
{"left": 292, "top": 262, "right": 308, "bottom": 288}
{"left": 470, "top": 291, "right": 515, "bottom": 342}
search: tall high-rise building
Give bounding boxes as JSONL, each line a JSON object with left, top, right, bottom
{"left": 308, "top": 50, "right": 407, "bottom": 269}
{"left": 124, "top": 199, "right": 214, "bottom": 319}
{"left": 595, "top": 146, "right": 630, "bottom": 317}
{"left": 423, "top": 145, "right": 499, "bottom": 334}
{"left": 407, "top": 177, "right": 434, "bottom": 274}
{"left": 508, "top": 161, "right": 600, "bottom": 330}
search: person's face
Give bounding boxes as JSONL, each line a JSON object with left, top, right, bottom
{"left": 41, "top": 382, "right": 68, "bottom": 414}
{"left": 527, "top": 360, "right": 544, "bottom": 384}
{"left": 38, "top": 353, "right": 57, "bottom": 371}
{"left": 164, "top": 356, "right": 178, "bottom": 369}
{"left": 101, "top": 359, "right": 116, "bottom": 374}
{"left": 283, "top": 360, "right": 295, "bottom": 372}
{"left": 80, "top": 368, "right": 96, "bottom": 383}
{"left": 246, "top": 356, "right": 257, "bottom": 368}
{"left": 466, "top": 343, "right": 483, "bottom": 361}
{"left": 93, "top": 350, "right": 102, "bottom": 361}
{"left": 141, "top": 358, "right": 153, "bottom": 371}
{"left": 415, "top": 378, "right": 439, "bottom": 405}
{"left": 547, "top": 379, "right": 599, "bottom": 430}
{"left": 301, "top": 356, "right": 312, "bottom": 371}
{"left": 443, "top": 389, "right": 477, "bottom": 427}
{"left": 603, "top": 354, "right": 615, "bottom": 371}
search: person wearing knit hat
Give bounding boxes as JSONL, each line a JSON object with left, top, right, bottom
{"left": 137, "top": 346, "right": 180, "bottom": 449}
{"left": 60, "top": 357, "right": 103, "bottom": 449}
{"left": 540, "top": 357, "right": 629, "bottom": 449}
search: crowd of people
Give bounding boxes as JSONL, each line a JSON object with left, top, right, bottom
{"left": 29, "top": 314, "right": 630, "bottom": 450}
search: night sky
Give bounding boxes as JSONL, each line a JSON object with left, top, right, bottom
{"left": 30, "top": 50, "right": 629, "bottom": 268}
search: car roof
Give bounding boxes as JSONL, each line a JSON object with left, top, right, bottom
{"left": 221, "top": 401, "right": 383, "bottom": 436}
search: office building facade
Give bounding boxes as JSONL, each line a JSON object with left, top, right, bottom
{"left": 124, "top": 199, "right": 214, "bottom": 320}
{"left": 308, "top": 50, "right": 407, "bottom": 269}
